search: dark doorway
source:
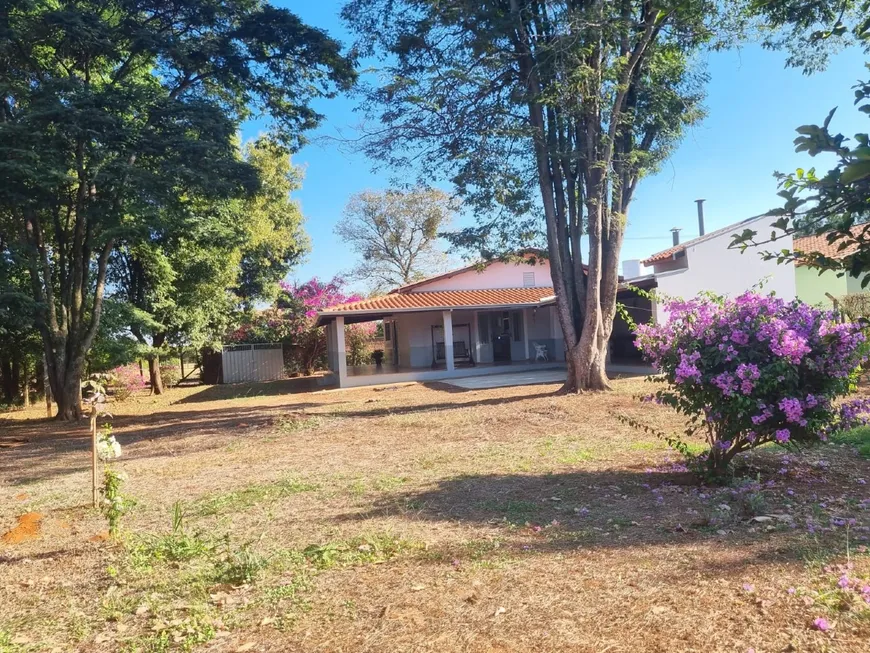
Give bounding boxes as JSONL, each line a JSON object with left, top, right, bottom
{"left": 493, "top": 332, "right": 512, "bottom": 363}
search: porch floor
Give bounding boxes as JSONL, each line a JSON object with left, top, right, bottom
{"left": 330, "top": 360, "right": 652, "bottom": 389}
{"left": 346, "top": 359, "right": 556, "bottom": 377}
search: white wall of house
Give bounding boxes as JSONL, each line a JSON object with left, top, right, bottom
{"left": 389, "top": 307, "right": 565, "bottom": 368}
{"left": 414, "top": 261, "right": 553, "bottom": 291}
{"left": 393, "top": 310, "right": 476, "bottom": 368}
{"left": 653, "top": 217, "right": 795, "bottom": 322}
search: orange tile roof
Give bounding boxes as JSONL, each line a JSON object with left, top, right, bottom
{"left": 794, "top": 226, "right": 867, "bottom": 263}
{"left": 321, "top": 287, "right": 556, "bottom": 315}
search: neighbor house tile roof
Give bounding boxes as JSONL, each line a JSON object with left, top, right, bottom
{"left": 322, "top": 287, "right": 556, "bottom": 315}
{"left": 641, "top": 215, "right": 768, "bottom": 266}
{"left": 794, "top": 226, "right": 866, "bottom": 263}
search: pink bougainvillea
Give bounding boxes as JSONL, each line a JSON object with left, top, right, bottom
{"left": 634, "top": 292, "right": 870, "bottom": 477}
{"left": 228, "top": 276, "right": 376, "bottom": 375}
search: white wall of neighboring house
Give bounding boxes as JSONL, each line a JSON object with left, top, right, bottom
{"left": 413, "top": 261, "right": 553, "bottom": 291}
{"left": 653, "top": 216, "right": 795, "bottom": 322}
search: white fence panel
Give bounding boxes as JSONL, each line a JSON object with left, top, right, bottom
{"left": 252, "top": 344, "right": 285, "bottom": 382}
{"left": 221, "top": 344, "right": 284, "bottom": 384}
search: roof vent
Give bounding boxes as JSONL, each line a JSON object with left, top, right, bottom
{"left": 670, "top": 228, "right": 681, "bottom": 246}
{"left": 696, "top": 199, "right": 706, "bottom": 236}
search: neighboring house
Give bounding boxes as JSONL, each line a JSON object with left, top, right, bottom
{"left": 641, "top": 214, "right": 796, "bottom": 322}
{"left": 794, "top": 228, "right": 869, "bottom": 307}
{"left": 316, "top": 256, "right": 655, "bottom": 388}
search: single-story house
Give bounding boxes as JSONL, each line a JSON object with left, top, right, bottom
{"left": 316, "top": 256, "right": 655, "bottom": 388}
{"left": 641, "top": 214, "right": 796, "bottom": 321}
{"left": 794, "top": 228, "right": 869, "bottom": 308}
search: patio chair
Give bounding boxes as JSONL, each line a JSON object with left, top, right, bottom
{"left": 533, "top": 342, "right": 549, "bottom": 362}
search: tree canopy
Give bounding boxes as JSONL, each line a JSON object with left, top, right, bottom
{"left": 0, "top": 0, "right": 355, "bottom": 418}
{"left": 342, "top": 0, "right": 736, "bottom": 390}
{"left": 336, "top": 187, "right": 455, "bottom": 293}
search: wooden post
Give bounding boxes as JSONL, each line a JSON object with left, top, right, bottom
{"left": 180, "top": 350, "right": 185, "bottom": 380}
{"left": 91, "top": 411, "right": 98, "bottom": 508}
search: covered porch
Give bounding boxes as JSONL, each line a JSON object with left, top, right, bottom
{"left": 318, "top": 282, "right": 655, "bottom": 389}
{"left": 320, "top": 292, "right": 562, "bottom": 388}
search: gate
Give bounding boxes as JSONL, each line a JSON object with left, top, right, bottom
{"left": 221, "top": 343, "right": 285, "bottom": 384}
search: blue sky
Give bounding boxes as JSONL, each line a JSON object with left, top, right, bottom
{"left": 241, "top": 2, "right": 868, "bottom": 292}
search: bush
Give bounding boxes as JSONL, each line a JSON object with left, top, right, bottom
{"left": 160, "top": 363, "right": 180, "bottom": 388}
{"left": 109, "top": 364, "right": 146, "bottom": 401}
{"left": 346, "top": 323, "right": 376, "bottom": 366}
{"left": 634, "top": 292, "right": 870, "bottom": 478}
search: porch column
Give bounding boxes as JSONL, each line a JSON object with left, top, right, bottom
{"left": 523, "top": 308, "right": 530, "bottom": 361}
{"left": 442, "top": 310, "right": 455, "bottom": 371}
{"left": 471, "top": 312, "right": 480, "bottom": 363}
{"left": 335, "top": 316, "right": 347, "bottom": 386}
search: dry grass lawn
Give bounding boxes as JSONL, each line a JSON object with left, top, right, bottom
{"left": 2, "top": 376, "right": 870, "bottom": 652}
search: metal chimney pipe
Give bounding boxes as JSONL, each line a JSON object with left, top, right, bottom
{"left": 695, "top": 199, "right": 706, "bottom": 236}
{"left": 671, "top": 228, "right": 681, "bottom": 246}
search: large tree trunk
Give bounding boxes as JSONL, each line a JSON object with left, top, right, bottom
{"left": 50, "top": 352, "right": 85, "bottom": 421}
{"left": 148, "top": 333, "right": 166, "bottom": 395}
{"left": 148, "top": 356, "right": 164, "bottom": 395}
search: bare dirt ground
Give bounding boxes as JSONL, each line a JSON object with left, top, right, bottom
{"left": 1, "top": 377, "right": 870, "bottom": 652}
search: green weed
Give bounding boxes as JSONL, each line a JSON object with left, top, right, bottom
{"left": 558, "top": 448, "right": 595, "bottom": 464}
{"left": 193, "top": 477, "right": 318, "bottom": 516}
{"left": 302, "top": 532, "right": 422, "bottom": 570}
{"left": 274, "top": 412, "right": 322, "bottom": 434}
{"left": 128, "top": 504, "right": 212, "bottom": 568}
{"left": 214, "top": 542, "right": 270, "bottom": 585}
{"left": 830, "top": 426, "right": 870, "bottom": 458}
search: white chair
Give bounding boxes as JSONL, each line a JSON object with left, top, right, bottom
{"left": 533, "top": 342, "right": 549, "bottom": 362}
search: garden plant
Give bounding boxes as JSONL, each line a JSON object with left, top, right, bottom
{"left": 634, "top": 292, "right": 870, "bottom": 478}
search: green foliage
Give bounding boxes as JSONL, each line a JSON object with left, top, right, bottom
{"left": 214, "top": 542, "right": 270, "bottom": 585}
{"left": 193, "top": 477, "right": 319, "bottom": 517}
{"left": 345, "top": 324, "right": 376, "bottom": 366}
{"left": 342, "top": 0, "right": 729, "bottom": 389}
{"left": 751, "top": 0, "right": 870, "bottom": 73}
{"left": 101, "top": 469, "right": 130, "bottom": 537}
{"left": 128, "top": 504, "right": 214, "bottom": 568}
{"left": 0, "top": 0, "right": 354, "bottom": 417}
{"left": 302, "top": 533, "right": 422, "bottom": 569}
{"left": 159, "top": 364, "right": 180, "bottom": 389}
{"left": 830, "top": 426, "right": 870, "bottom": 458}
{"left": 336, "top": 188, "right": 455, "bottom": 293}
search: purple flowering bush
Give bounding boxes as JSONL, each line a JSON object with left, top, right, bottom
{"left": 634, "top": 292, "right": 870, "bottom": 478}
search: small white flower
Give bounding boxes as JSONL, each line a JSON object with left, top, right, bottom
{"left": 97, "top": 434, "right": 122, "bottom": 460}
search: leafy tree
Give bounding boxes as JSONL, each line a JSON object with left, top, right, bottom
{"left": 729, "top": 12, "right": 870, "bottom": 276}
{"left": 108, "top": 137, "right": 309, "bottom": 394}
{"left": 752, "top": 0, "right": 870, "bottom": 73}
{"left": 0, "top": 233, "right": 41, "bottom": 406}
{"left": 336, "top": 187, "right": 454, "bottom": 292}
{"left": 0, "top": 0, "right": 354, "bottom": 418}
{"left": 342, "top": 0, "right": 731, "bottom": 391}
{"left": 229, "top": 277, "right": 363, "bottom": 375}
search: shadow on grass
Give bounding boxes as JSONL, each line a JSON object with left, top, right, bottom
{"left": 0, "top": 389, "right": 560, "bottom": 485}
{"left": 336, "top": 467, "right": 836, "bottom": 570}
{"left": 175, "top": 376, "right": 327, "bottom": 404}
{"left": 319, "top": 388, "right": 558, "bottom": 418}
